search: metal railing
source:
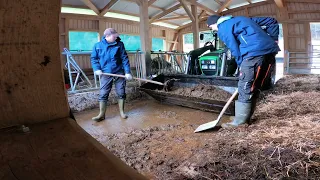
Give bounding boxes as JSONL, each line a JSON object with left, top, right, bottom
{"left": 62, "top": 49, "right": 188, "bottom": 93}
{"left": 62, "top": 49, "right": 144, "bottom": 93}
{"left": 150, "top": 51, "right": 188, "bottom": 75}
{"left": 286, "top": 49, "right": 320, "bottom": 74}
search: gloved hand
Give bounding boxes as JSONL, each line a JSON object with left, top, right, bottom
{"left": 125, "top": 73, "right": 133, "bottom": 80}
{"left": 95, "top": 70, "right": 102, "bottom": 76}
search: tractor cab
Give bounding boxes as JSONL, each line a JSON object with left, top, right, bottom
{"left": 186, "top": 31, "right": 238, "bottom": 77}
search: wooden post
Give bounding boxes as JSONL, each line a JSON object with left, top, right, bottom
{"left": 99, "top": 20, "right": 105, "bottom": 39}
{"left": 0, "top": 0, "right": 69, "bottom": 128}
{"left": 65, "top": 17, "right": 70, "bottom": 49}
{"left": 282, "top": 23, "right": 289, "bottom": 74}
{"left": 191, "top": 3, "right": 199, "bottom": 49}
{"left": 137, "top": 0, "right": 151, "bottom": 77}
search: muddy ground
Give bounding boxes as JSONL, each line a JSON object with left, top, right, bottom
{"left": 91, "top": 75, "right": 320, "bottom": 179}
{"left": 167, "top": 84, "right": 232, "bottom": 101}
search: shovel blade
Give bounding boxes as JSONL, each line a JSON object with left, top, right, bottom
{"left": 194, "top": 119, "right": 219, "bottom": 133}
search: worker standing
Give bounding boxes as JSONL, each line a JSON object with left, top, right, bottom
{"left": 206, "top": 15, "right": 280, "bottom": 128}
{"left": 91, "top": 28, "right": 132, "bottom": 122}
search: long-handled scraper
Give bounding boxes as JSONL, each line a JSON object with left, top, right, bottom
{"left": 194, "top": 88, "right": 238, "bottom": 133}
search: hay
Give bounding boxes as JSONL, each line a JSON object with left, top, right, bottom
{"left": 93, "top": 74, "right": 320, "bottom": 179}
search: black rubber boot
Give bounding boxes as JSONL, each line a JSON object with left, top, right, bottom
{"left": 221, "top": 101, "right": 252, "bottom": 128}
{"left": 118, "top": 99, "right": 128, "bottom": 119}
{"left": 92, "top": 101, "right": 107, "bottom": 122}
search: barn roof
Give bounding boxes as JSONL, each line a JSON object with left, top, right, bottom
{"left": 61, "top": 0, "right": 268, "bottom": 29}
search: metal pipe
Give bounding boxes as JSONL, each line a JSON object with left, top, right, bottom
{"left": 66, "top": 55, "right": 74, "bottom": 93}
{"left": 220, "top": 53, "right": 227, "bottom": 76}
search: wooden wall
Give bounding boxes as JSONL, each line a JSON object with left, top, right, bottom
{"left": 0, "top": 0, "right": 69, "bottom": 128}
{"left": 60, "top": 13, "right": 177, "bottom": 70}
{"left": 178, "top": 0, "right": 320, "bottom": 74}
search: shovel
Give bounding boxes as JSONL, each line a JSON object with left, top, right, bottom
{"left": 101, "top": 72, "right": 175, "bottom": 91}
{"left": 194, "top": 88, "right": 238, "bottom": 133}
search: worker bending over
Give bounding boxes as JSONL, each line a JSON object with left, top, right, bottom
{"left": 206, "top": 15, "right": 280, "bottom": 128}
{"left": 91, "top": 28, "right": 132, "bottom": 122}
{"left": 250, "top": 16, "right": 280, "bottom": 89}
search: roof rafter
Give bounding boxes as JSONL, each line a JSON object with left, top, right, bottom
{"left": 100, "top": 0, "right": 120, "bottom": 16}
{"left": 148, "top": 0, "right": 157, "bottom": 6}
{"left": 274, "top": 0, "right": 285, "bottom": 8}
{"left": 149, "top": 3, "right": 182, "bottom": 23}
{"left": 154, "top": 15, "right": 189, "bottom": 22}
{"left": 81, "top": 0, "right": 100, "bottom": 15}
{"left": 177, "top": 0, "right": 195, "bottom": 22}
{"left": 214, "top": 0, "right": 229, "bottom": 10}
{"left": 217, "top": 0, "right": 232, "bottom": 14}
{"left": 198, "top": 10, "right": 206, "bottom": 19}
{"left": 185, "top": 0, "right": 218, "bottom": 15}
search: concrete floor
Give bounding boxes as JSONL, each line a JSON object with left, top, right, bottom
{"left": 75, "top": 99, "right": 230, "bottom": 135}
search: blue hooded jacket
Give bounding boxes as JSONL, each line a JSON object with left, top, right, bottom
{"left": 91, "top": 37, "right": 131, "bottom": 74}
{"left": 217, "top": 16, "right": 280, "bottom": 65}
{"left": 250, "top": 17, "right": 279, "bottom": 41}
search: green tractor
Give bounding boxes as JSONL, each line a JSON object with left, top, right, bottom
{"left": 185, "top": 31, "right": 238, "bottom": 77}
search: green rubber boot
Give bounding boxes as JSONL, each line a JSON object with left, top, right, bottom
{"left": 92, "top": 101, "right": 107, "bottom": 122}
{"left": 221, "top": 101, "right": 251, "bottom": 128}
{"left": 118, "top": 99, "right": 128, "bottom": 119}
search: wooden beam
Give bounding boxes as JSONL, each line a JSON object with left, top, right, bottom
{"left": 177, "top": 16, "right": 206, "bottom": 30}
{"left": 100, "top": 0, "right": 120, "bottom": 16}
{"left": 154, "top": 16, "right": 189, "bottom": 22}
{"left": 99, "top": 20, "right": 105, "bottom": 38}
{"left": 274, "top": 0, "right": 284, "bottom": 8}
{"left": 214, "top": 0, "right": 229, "bottom": 10}
{"left": 178, "top": 0, "right": 195, "bottom": 22}
{"left": 65, "top": 18, "right": 70, "bottom": 49}
{"left": 198, "top": 10, "right": 206, "bottom": 19}
{"left": 169, "top": 33, "right": 179, "bottom": 51}
{"left": 81, "top": 0, "right": 100, "bottom": 15}
{"left": 186, "top": 0, "right": 218, "bottom": 15}
{"left": 149, "top": 3, "right": 181, "bottom": 23}
{"left": 148, "top": 0, "right": 157, "bottom": 6}
{"left": 217, "top": 0, "right": 232, "bottom": 14}
{"left": 137, "top": 0, "right": 151, "bottom": 77}
{"left": 246, "top": 0, "right": 252, "bottom": 4}
{"left": 191, "top": 3, "right": 199, "bottom": 49}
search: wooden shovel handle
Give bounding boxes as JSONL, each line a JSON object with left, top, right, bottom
{"left": 101, "top": 73, "right": 164, "bottom": 86}
{"left": 216, "top": 88, "right": 239, "bottom": 121}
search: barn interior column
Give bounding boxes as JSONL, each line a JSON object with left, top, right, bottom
{"left": 137, "top": 0, "right": 152, "bottom": 77}
{"left": 191, "top": 3, "right": 199, "bottom": 49}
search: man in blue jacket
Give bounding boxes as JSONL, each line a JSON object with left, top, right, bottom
{"left": 207, "top": 15, "right": 280, "bottom": 128}
{"left": 91, "top": 28, "right": 132, "bottom": 122}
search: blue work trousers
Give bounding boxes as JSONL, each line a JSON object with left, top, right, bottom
{"left": 238, "top": 54, "right": 275, "bottom": 103}
{"left": 99, "top": 75, "right": 126, "bottom": 102}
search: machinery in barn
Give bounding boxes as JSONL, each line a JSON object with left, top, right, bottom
{"left": 140, "top": 31, "right": 239, "bottom": 115}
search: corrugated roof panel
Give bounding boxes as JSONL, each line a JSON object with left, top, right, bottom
{"left": 229, "top": 0, "right": 250, "bottom": 9}
{"left": 111, "top": 1, "right": 140, "bottom": 15}
{"left": 62, "top": 0, "right": 85, "bottom": 7}
{"left": 198, "top": 0, "right": 221, "bottom": 11}
{"left": 153, "top": 0, "right": 176, "bottom": 9}
{"left": 168, "top": 19, "right": 191, "bottom": 25}
{"left": 90, "top": 0, "right": 111, "bottom": 9}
